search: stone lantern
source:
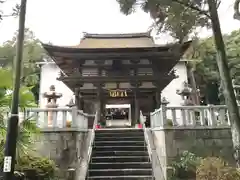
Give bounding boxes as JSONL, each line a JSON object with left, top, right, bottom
{"left": 161, "top": 97, "right": 169, "bottom": 106}
{"left": 43, "top": 85, "right": 62, "bottom": 126}
{"left": 176, "top": 81, "right": 194, "bottom": 106}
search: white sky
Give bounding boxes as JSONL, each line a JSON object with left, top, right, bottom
{"left": 0, "top": 0, "right": 240, "bottom": 45}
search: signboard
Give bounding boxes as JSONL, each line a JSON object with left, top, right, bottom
{"left": 3, "top": 156, "right": 12, "bottom": 172}
{"left": 109, "top": 90, "right": 128, "bottom": 97}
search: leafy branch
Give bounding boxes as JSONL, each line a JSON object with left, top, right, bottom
{"left": 234, "top": 0, "right": 240, "bottom": 20}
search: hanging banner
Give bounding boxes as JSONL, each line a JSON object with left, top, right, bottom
{"left": 109, "top": 90, "right": 128, "bottom": 97}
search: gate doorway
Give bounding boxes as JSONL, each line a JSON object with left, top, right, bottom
{"left": 105, "top": 104, "right": 131, "bottom": 127}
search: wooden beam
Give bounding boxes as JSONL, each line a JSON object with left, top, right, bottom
{"left": 80, "top": 93, "right": 155, "bottom": 100}
{"left": 51, "top": 51, "right": 181, "bottom": 60}
{"left": 58, "top": 75, "right": 175, "bottom": 83}
{"left": 77, "top": 88, "right": 158, "bottom": 94}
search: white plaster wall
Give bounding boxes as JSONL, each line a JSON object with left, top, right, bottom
{"left": 161, "top": 61, "right": 188, "bottom": 124}
{"left": 162, "top": 61, "right": 187, "bottom": 106}
{"left": 39, "top": 63, "right": 74, "bottom": 108}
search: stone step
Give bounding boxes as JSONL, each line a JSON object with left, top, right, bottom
{"left": 95, "top": 136, "right": 144, "bottom": 141}
{"left": 95, "top": 129, "right": 143, "bottom": 133}
{"left": 91, "top": 156, "right": 149, "bottom": 163}
{"left": 92, "top": 150, "right": 148, "bottom": 157}
{"left": 95, "top": 131, "right": 144, "bottom": 138}
{"left": 94, "top": 141, "right": 145, "bottom": 146}
{"left": 93, "top": 145, "right": 147, "bottom": 151}
{"left": 87, "top": 175, "right": 152, "bottom": 179}
{"left": 88, "top": 168, "right": 152, "bottom": 177}
{"left": 89, "top": 162, "right": 152, "bottom": 170}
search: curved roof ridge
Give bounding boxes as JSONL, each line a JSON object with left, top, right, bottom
{"left": 82, "top": 32, "right": 151, "bottom": 39}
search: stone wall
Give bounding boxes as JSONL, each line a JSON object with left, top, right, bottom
{"left": 153, "top": 127, "right": 234, "bottom": 179}
{"left": 34, "top": 128, "right": 90, "bottom": 180}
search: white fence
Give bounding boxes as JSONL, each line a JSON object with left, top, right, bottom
{"left": 150, "top": 105, "right": 231, "bottom": 128}
{"left": 24, "top": 107, "right": 95, "bottom": 129}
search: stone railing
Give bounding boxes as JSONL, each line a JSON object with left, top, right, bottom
{"left": 24, "top": 107, "right": 95, "bottom": 129}
{"left": 150, "top": 104, "right": 231, "bottom": 128}
{"left": 140, "top": 111, "right": 165, "bottom": 180}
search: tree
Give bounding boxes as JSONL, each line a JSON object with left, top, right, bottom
{"left": 0, "top": 68, "right": 56, "bottom": 179}
{"left": 117, "top": 0, "right": 213, "bottom": 105}
{"left": 0, "top": 1, "right": 20, "bottom": 21}
{"left": 187, "top": 30, "right": 240, "bottom": 104}
{"left": 0, "top": 68, "right": 38, "bottom": 162}
{"left": 117, "top": 0, "right": 211, "bottom": 42}
{"left": 234, "top": 0, "right": 240, "bottom": 20}
{"left": 0, "top": 28, "right": 45, "bottom": 101}
{"left": 117, "top": 0, "right": 240, "bottom": 165}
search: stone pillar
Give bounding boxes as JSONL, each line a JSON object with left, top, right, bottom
{"left": 161, "top": 97, "right": 169, "bottom": 127}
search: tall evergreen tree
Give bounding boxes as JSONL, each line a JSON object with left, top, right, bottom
{"left": 116, "top": 0, "right": 240, "bottom": 164}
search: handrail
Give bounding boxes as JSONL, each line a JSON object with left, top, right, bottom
{"left": 84, "top": 110, "right": 98, "bottom": 179}
{"left": 140, "top": 111, "right": 152, "bottom": 160}
{"left": 87, "top": 110, "right": 98, "bottom": 164}
{"left": 140, "top": 111, "right": 165, "bottom": 180}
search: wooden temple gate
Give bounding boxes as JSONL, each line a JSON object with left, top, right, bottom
{"left": 42, "top": 32, "right": 191, "bottom": 127}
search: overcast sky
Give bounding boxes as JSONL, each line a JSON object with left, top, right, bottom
{"left": 0, "top": 0, "right": 240, "bottom": 45}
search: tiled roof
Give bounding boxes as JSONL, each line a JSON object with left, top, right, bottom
{"left": 71, "top": 32, "right": 156, "bottom": 48}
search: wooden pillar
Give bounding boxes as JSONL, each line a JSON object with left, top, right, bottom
{"left": 74, "top": 88, "right": 84, "bottom": 110}
{"left": 133, "top": 89, "right": 140, "bottom": 126}
{"left": 74, "top": 88, "right": 79, "bottom": 109}
{"left": 131, "top": 98, "right": 135, "bottom": 126}
{"left": 96, "top": 88, "right": 101, "bottom": 124}
{"left": 155, "top": 89, "right": 161, "bottom": 109}
{"left": 130, "top": 59, "right": 140, "bottom": 126}
{"left": 96, "top": 85, "right": 105, "bottom": 126}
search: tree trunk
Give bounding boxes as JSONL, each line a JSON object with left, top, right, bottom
{"left": 186, "top": 62, "right": 200, "bottom": 105}
{"left": 207, "top": 0, "right": 240, "bottom": 166}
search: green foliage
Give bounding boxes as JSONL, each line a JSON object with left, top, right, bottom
{"left": 0, "top": 68, "right": 37, "bottom": 108}
{"left": 169, "top": 152, "right": 240, "bottom": 180}
{"left": 116, "top": 0, "right": 211, "bottom": 41}
{"left": 172, "top": 151, "right": 201, "bottom": 173}
{"left": 166, "top": 119, "right": 173, "bottom": 126}
{"left": 0, "top": 28, "right": 44, "bottom": 86}
{"left": 0, "top": 28, "right": 45, "bottom": 102}
{"left": 0, "top": 67, "right": 38, "bottom": 160}
{"left": 0, "top": 68, "right": 57, "bottom": 178}
{"left": 0, "top": 1, "right": 19, "bottom": 21}
{"left": 16, "top": 155, "right": 57, "bottom": 179}
{"left": 196, "top": 157, "right": 240, "bottom": 180}
{"left": 189, "top": 29, "right": 240, "bottom": 103}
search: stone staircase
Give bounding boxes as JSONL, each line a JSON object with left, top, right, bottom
{"left": 86, "top": 129, "right": 153, "bottom": 179}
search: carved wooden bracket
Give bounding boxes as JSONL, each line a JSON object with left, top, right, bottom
{"left": 94, "top": 60, "right": 105, "bottom": 65}
{"left": 130, "top": 59, "right": 140, "bottom": 64}
{"left": 130, "top": 81, "right": 142, "bottom": 87}
{"left": 93, "top": 83, "right": 105, "bottom": 88}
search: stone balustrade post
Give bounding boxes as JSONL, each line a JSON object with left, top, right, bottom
{"left": 207, "top": 104, "right": 217, "bottom": 126}
{"left": 71, "top": 106, "right": 78, "bottom": 127}
{"left": 161, "top": 97, "right": 169, "bottom": 127}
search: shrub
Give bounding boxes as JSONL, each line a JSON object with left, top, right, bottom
{"left": 16, "top": 155, "right": 57, "bottom": 179}
{"left": 196, "top": 157, "right": 240, "bottom": 180}
{"left": 171, "top": 151, "right": 201, "bottom": 178}
{"left": 167, "top": 119, "right": 173, "bottom": 126}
